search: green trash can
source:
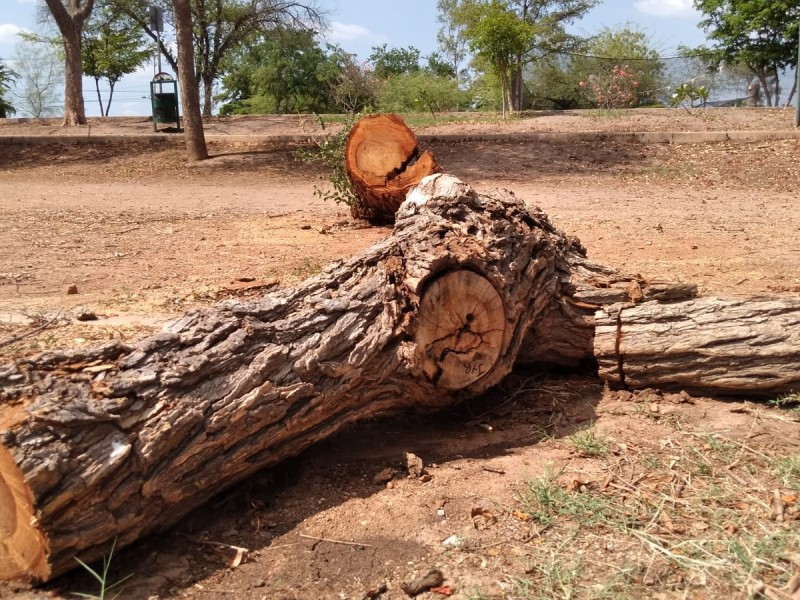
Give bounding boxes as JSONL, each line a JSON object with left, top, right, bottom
{"left": 150, "top": 73, "right": 180, "bottom": 132}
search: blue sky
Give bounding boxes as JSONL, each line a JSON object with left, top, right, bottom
{"left": 0, "top": 0, "right": 710, "bottom": 117}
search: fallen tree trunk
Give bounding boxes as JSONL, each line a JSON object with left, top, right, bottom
{"left": 1, "top": 174, "right": 797, "bottom": 583}
{"left": 0, "top": 175, "right": 564, "bottom": 582}
{"left": 345, "top": 113, "right": 440, "bottom": 224}
{"left": 595, "top": 296, "right": 800, "bottom": 394}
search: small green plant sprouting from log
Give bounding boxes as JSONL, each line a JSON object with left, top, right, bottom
{"left": 294, "top": 113, "right": 363, "bottom": 208}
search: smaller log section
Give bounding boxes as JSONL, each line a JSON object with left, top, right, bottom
{"left": 595, "top": 296, "right": 800, "bottom": 395}
{"left": 345, "top": 114, "right": 440, "bottom": 224}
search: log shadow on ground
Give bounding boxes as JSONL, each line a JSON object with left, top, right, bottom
{"left": 429, "top": 138, "right": 655, "bottom": 183}
{"left": 42, "top": 373, "right": 602, "bottom": 600}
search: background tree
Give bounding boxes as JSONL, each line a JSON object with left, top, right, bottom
{"left": 12, "top": 34, "right": 64, "bottom": 118}
{"left": 368, "top": 44, "right": 422, "bottom": 79}
{"left": 106, "top": 0, "right": 325, "bottom": 116}
{"left": 462, "top": 1, "right": 534, "bottom": 117}
{"left": 436, "top": 0, "right": 470, "bottom": 88}
{"left": 173, "top": 0, "right": 207, "bottom": 161}
{"left": 82, "top": 9, "right": 152, "bottom": 116}
{"left": 326, "top": 52, "right": 377, "bottom": 113}
{"left": 451, "top": 0, "right": 596, "bottom": 111}
{"left": 504, "top": 0, "right": 598, "bottom": 110}
{"left": 0, "top": 62, "right": 18, "bottom": 118}
{"left": 693, "top": 0, "right": 799, "bottom": 106}
{"left": 43, "top": 0, "right": 94, "bottom": 125}
{"left": 375, "top": 70, "right": 468, "bottom": 115}
{"left": 218, "top": 29, "right": 345, "bottom": 114}
{"left": 574, "top": 25, "right": 664, "bottom": 106}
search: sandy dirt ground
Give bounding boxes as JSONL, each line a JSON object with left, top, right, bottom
{"left": 0, "top": 109, "right": 798, "bottom": 600}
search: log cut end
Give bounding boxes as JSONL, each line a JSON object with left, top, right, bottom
{"left": 0, "top": 445, "right": 49, "bottom": 582}
{"left": 416, "top": 270, "right": 506, "bottom": 389}
{"left": 345, "top": 113, "right": 440, "bottom": 224}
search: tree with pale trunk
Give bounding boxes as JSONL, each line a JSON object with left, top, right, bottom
{"left": 12, "top": 34, "right": 64, "bottom": 118}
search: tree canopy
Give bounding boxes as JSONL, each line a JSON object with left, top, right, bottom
{"left": 218, "top": 29, "right": 346, "bottom": 114}
{"left": 694, "top": 0, "right": 800, "bottom": 105}
{"left": 447, "top": 0, "right": 598, "bottom": 112}
{"left": 82, "top": 8, "right": 152, "bottom": 116}
{"left": 462, "top": 1, "right": 535, "bottom": 116}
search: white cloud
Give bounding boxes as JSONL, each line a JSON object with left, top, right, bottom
{"left": 326, "top": 21, "right": 388, "bottom": 46}
{"left": 0, "top": 23, "right": 28, "bottom": 44}
{"left": 328, "top": 22, "right": 372, "bottom": 42}
{"left": 633, "top": 0, "right": 698, "bottom": 18}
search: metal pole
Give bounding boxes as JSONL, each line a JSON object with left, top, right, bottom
{"left": 157, "top": 29, "right": 163, "bottom": 76}
{"left": 795, "top": 26, "right": 800, "bottom": 127}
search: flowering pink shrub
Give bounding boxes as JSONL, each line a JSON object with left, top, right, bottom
{"left": 579, "top": 64, "right": 640, "bottom": 109}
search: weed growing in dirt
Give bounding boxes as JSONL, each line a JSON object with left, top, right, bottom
{"left": 567, "top": 424, "right": 611, "bottom": 457}
{"left": 517, "top": 466, "right": 611, "bottom": 527}
{"left": 73, "top": 539, "right": 131, "bottom": 600}
{"left": 771, "top": 456, "right": 800, "bottom": 489}
{"left": 770, "top": 392, "right": 800, "bottom": 410}
{"left": 506, "top": 423, "right": 799, "bottom": 598}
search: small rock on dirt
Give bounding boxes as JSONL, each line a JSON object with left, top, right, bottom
{"left": 73, "top": 306, "right": 98, "bottom": 321}
{"left": 372, "top": 467, "right": 397, "bottom": 485}
{"left": 66, "top": 284, "right": 79, "bottom": 295}
{"left": 405, "top": 452, "right": 425, "bottom": 478}
{"left": 401, "top": 569, "right": 444, "bottom": 597}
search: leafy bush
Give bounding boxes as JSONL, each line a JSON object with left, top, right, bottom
{"left": 376, "top": 72, "right": 470, "bottom": 114}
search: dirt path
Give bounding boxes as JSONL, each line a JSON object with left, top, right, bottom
{"left": 1, "top": 112, "right": 799, "bottom": 600}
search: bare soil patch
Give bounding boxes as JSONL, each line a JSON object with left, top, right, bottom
{"left": 0, "top": 109, "right": 798, "bottom": 600}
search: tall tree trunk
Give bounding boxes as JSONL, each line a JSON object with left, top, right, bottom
{"left": 511, "top": 58, "right": 523, "bottom": 111}
{"left": 94, "top": 76, "right": 104, "bottom": 117}
{"left": 784, "top": 79, "right": 796, "bottom": 108}
{"left": 202, "top": 72, "right": 213, "bottom": 117}
{"left": 44, "top": 0, "right": 94, "bottom": 126}
{"left": 758, "top": 71, "right": 773, "bottom": 107}
{"left": 173, "top": 0, "right": 208, "bottom": 162}
{"left": 104, "top": 81, "right": 115, "bottom": 116}
{"left": 62, "top": 39, "right": 86, "bottom": 125}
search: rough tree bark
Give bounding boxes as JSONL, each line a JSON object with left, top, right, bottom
{"left": 1, "top": 175, "right": 798, "bottom": 583}
{"left": 595, "top": 297, "right": 800, "bottom": 394}
{"left": 173, "top": 0, "right": 208, "bottom": 162}
{"left": 0, "top": 175, "right": 561, "bottom": 582}
{"left": 43, "top": 0, "right": 94, "bottom": 126}
{"left": 345, "top": 113, "right": 440, "bottom": 224}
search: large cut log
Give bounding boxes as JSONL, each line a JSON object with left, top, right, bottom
{"left": 345, "top": 113, "right": 440, "bottom": 224}
{"left": 1, "top": 174, "right": 798, "bottom": 583}
{"left": 595, "top": 297, "right": 800, "bottom": 394}
{"left": 0, "top": 175, "right": 566, "bottom": 582}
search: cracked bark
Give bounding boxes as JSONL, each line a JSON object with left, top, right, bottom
{"left": 595, "top": 297, "right": 800, "bottom": 394}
